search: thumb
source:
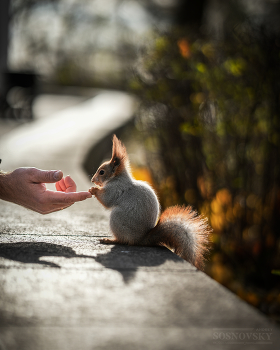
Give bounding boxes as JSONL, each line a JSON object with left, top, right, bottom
{"left": 31, "top": 169, "right": 63, "bottom": 183}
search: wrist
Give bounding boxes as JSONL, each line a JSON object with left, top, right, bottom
{"left": 0, "top": 171, "right": 12, "bottom": 201}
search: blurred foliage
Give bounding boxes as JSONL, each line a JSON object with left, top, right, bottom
{"left": 131, "top": 25, "right": 280, "bottom": 322}
{"left": 9, "top": 0, "right": 143, "bottom": 88}
{"left": 8, "top": 0, "right": 181, "bottom": 89}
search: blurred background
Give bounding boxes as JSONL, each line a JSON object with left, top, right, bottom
{"left": 1, "top": 0, "right": 280, "bottom": 323}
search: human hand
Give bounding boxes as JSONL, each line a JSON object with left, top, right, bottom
{"left": 0, "top": 167, "right": 92, "bottom": 214}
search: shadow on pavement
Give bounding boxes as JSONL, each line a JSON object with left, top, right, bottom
{"left": 0, "top": 242, "right": 93, "bottom": 268}
{"left": 95, "top": 244, "right": 184, "bottom": 284}
{"left": 0, "top": 242, "right": 184, "bottom": 283}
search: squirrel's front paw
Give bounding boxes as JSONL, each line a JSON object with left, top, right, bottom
{"left": 89, "top": 187, "right": 98, "bottom": 195}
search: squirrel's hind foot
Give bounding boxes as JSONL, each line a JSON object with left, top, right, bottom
{"left": 100, "top": 238, "right": 123, "bottom": 245}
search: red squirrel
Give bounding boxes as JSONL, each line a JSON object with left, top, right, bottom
{"left": 89, "top": 135, "right": 211, "bottom": 269}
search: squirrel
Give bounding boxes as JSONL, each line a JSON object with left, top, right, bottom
{"left": 89, "top": 135, "right": 211, "bottom": 269}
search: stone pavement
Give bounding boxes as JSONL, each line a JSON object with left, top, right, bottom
{"left": 0, "top": 91, "right": 279, "bottom": 350}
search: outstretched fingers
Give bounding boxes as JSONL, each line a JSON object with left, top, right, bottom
{"left": 35, "top": 190, "right": 92, "bottom": 214}
{"left": 48, "top": 190, "right": 92, "bottom": 205}
{"left": 64, "top": 175, "right": 77, "bottom": 192}
{"left": 55, "top": 175, "right": 76, "bottom": 192}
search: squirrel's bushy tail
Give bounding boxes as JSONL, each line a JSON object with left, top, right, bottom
{"left": 142, "top": 205, "right": 211, "bottom": 269}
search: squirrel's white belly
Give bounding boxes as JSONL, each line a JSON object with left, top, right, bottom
{"left": 109, "top": 182, "right": 160, "bottom": 244}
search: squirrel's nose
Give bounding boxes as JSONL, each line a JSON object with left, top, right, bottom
{"left": 91, "top": 175, "right": 98, "bottom": 183}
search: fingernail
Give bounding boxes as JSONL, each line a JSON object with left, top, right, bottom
{"left": 54, "top": 170, "right": 62, "bottom": 181}
{"left": 87, "top": 193, "right": 92, "bottom": 198}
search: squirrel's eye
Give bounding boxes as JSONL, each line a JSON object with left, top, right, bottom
{"left": 99, "top": 170, "right": 105, "bottom": 175}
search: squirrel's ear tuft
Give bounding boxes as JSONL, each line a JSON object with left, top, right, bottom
{"left": 111, "top": 135, "right": 127, "bottom": 161}
{"left": 110, "top": 135, "right": 129, "bottom": 175}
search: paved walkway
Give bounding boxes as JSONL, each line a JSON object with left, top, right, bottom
{"left": 0, "top": 91, "right": 279, "bottom": 350}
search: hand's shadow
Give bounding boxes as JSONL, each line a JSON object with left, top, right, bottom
{"left": 0, "top": 242, "right": 186, "bottom": 283}
{"left": 0, "top": 242, "right": 93, "bottom": 268}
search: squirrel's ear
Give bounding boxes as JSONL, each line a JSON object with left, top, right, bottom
{"left": 112, "top": 157, "right": 120, "bottom": 173}
{"left": 111, "top": 135, "right": 128, "bottom": 174}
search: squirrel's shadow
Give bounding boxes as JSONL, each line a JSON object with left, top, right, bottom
{"left": 95, "top": 244, "right": 184, "bottom": 283}
{"left": 0, "top": 242, "right": 184, "bottom": 283}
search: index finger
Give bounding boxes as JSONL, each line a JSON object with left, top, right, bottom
{"left": 46, "top": 190, "right": 92, "bottom": 204}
